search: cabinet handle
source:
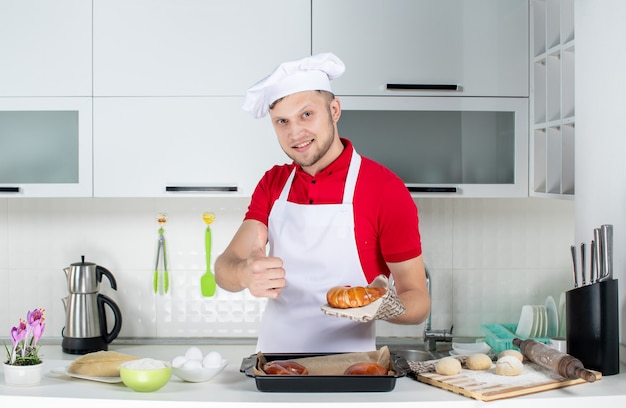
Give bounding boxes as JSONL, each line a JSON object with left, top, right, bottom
{"left": 165, "top": 186, "right": 238, "bottom": 192}
{"left": 406, "top": 186, "right": 458, "bottom": 193}
{"left": 386, "top": 84, "right": 459, "bottom": 91}
{"left": 0, "top": 187, "right": 20, "bottom": 193}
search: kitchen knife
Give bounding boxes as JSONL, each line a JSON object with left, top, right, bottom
{"left": 590, "top": 240, "right": 596, "bottom": 283}
{"left": 594, "top": 228, "right": 602, "bottom": 282}
{"left": 580, "top": 243, "right": 586, "bottom": 286}
{"left": 570, "top": 245, "right": 578, "bottom": 288}
{"left": 600, "top": 224, "right": 613, "bottom": 281}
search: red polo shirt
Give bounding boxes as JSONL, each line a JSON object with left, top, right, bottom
{"left": 245, "top": 138, "right": 422, "bottom": 283}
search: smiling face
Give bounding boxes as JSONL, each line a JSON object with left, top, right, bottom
{"left": 269, "top": 90, "right": 343, "bottom": 176}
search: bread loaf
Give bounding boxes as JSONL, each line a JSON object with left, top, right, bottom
{"left": 326, "top": 286, "right": 386, "bottom": 309}
{"left": 68, "top": 351, "right": 139, "bottom": 377}
{"left": 343, "top": 362, "right": 388, "bottom": 376}
{"left": 263, "top": 360, "right": 308, "bottom": 375}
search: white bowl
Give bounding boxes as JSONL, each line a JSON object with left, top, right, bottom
{"left": 172, "top": 360, "right": 228, "bottom": 383}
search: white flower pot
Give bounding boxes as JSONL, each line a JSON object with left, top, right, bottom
{"left": 3, "top": 362, "right": 43, "bottom": 386}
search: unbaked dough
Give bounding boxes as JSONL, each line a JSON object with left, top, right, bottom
{"left": 498, "top": 349, "right": 524, "bottom": 362}
{"left": 435, "top": 357, "right": 462, "bottom": 376}
{"left": 495, "top": 355, "right": 524, "bottom": 376}
{"left": 465, "top": 353, "right": 492, "bottom": 371}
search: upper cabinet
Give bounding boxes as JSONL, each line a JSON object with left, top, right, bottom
{"left": 93, "top": 97, "right": 287, "bottom": 198}
{"left": 0, "top": 0, "right": 92, "bottom": 97}
{"left": 312, "top": 0, "right": 529, "bottom": 97}
{"left": 93, "top": 0, "right": 311, "bottom": 96}
{"left": 0, "top": 97, "right": 93, "bottom": 197}
{"left": 530, "top": 0, "right": 575, "bottom": 198}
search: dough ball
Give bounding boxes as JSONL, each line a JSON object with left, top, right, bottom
{"left": 495, "top": 355, "right": 524, "bottom": 376}
{"left": 498, "top": 349, "right": 524, "bottom": 362}
{"left": 435, "top": 357, "right": 462, "bottom": 376}
{"left": 466, "top": 353, "right": 492, "bottom": 371}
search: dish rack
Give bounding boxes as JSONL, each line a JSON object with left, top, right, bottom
{"left": 480, "top": 324, "right": 551, "bottom": 353}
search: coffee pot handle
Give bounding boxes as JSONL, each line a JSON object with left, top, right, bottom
{"left": 97, "top": 294, "right": 122, "bottom": 344}
{"left": 97, "top": 266, "right": 118, "bottom": 290}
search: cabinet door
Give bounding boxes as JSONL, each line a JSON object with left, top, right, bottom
{"left": 339, "top": 96, "right": 528, "bottom": 197}
{"left": 93, "top": 0, "right": 311, "bottom": 96}
{"left": 0, "top": 0, "right": 92, "bottom": 96}
{"left": 0, "top": 97, "right": 93, "bottom": 197}
{"left": 312, "top": 0, "right": 528, "bottom": 97}
{"left": 93, "top": 97, "right": 288, "bottom": 197}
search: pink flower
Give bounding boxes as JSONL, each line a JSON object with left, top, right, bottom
{"left": 6, "top": 308, "right": 46, "bottom": 365}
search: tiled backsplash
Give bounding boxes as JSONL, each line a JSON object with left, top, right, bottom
{"left": 0, "top": 197, "right": 574, "bottom": 341}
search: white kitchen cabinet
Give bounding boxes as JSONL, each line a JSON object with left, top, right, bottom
{"left": 339, "top": 97, "right": 529, "bottom": 198}
{"left": 93, "top": 0, "right": 310, "bottom": 97}
{"left": 0, "top": 0, "right": 91, "bottom": 97}
{"left": 93, "top": 97, "right": 287, "bottom": 197}
{"left": 312, "top": 0, "right": 528, "bottom": 97}
{"left": 530, "top": 0, "right": 575, "bottom": 198}
{"left": 0, "top": 97, "right": 93, "bottom": 197}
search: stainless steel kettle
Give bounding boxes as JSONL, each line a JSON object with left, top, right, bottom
{"left": 63, "top": 255, "right": 117, "bottom": 293}
{"left": 61, "top": 256, "right": 123, "bottom": 355}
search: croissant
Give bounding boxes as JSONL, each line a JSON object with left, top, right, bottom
{"left": 326, "top": 286, "right": 386, "bottom": 309}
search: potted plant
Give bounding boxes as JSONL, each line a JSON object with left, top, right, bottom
{"left": 3, "top": 308, "right": 46, "bottom": 386}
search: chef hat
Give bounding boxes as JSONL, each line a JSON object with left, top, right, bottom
{"left": 242, "top": 52, "right": 345, "bottom": 119}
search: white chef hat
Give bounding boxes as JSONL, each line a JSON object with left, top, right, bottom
{"left": 242, "top": 52, "right": 345, "bottom": 119}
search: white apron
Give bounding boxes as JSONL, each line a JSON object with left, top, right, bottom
{"left": 256, "top": 149, "right": 375, "bottom": 353}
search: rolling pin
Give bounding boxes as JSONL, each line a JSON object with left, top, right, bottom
{"left": 513, "top": 338, "right": 596, "bottom": 382}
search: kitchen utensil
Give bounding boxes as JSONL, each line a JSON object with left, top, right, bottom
{"left": 172, "top": 360, "right": 228, "bottom": 383}
{"left": 64, "top": 255, "right": 117, "bottom": 294}
{"left": 154, "top": 213, "right": 169, "bottom": 294}
{"left": 240, "top": 350, "right": 404, "bottom": 392}
{"left": 61, "top": 257, "right": 122, "bottom": 355}
{"left": 120, "top": 360, "right": 172, "bottom": 392}
{"left": 580, "top": 243, "right": 586, "bottom": 285}
{"left": 200, "top": 212, "right": 216, "bottom": 297}
{"left": 566, "top": 279, "right": 620, "bottom": 375}
{"left": 512, "top": 338, "right": 596, "bottom": 382}
{"left": 594, "top": 228, "right": 603, "bottom": 282}
{"left": 570, "top": 245, "right": 578, "bottom": 287}
{"left": 599, "top": 224, "right": 613, "bottom": 281}
{"left": 417, "top": 363, "right": 598, "bottom": 402}
{"left": 590, "top": 240, "right": 596, "bottom": 283}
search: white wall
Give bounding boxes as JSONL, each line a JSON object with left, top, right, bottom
{"left": 0, "top": 196, "right": 574, "bottom": 342}
{"left": 575, "top": 0, "right": 626, "bottom": 361}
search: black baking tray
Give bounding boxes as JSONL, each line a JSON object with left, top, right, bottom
{"left": 239, "top": 351, "right": 410, "bottom": 392}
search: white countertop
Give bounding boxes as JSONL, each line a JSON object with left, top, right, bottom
{"left": 2, "top": 342, "right": 625, "bottom": 407}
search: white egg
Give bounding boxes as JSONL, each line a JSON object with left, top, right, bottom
{"left": 202, "top": 351, "right": 222, "bottom": 368}
{"left": 182, "top": 359, "right": 203, "bottom": 370}
{"left": 171, "top": 355, "right": 188, "bottom": 368}
{"left": 184, "top": 346, "right": 204, "bottom": 361}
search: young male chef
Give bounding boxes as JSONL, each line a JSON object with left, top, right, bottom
{"left": 214, "top": 52, "right": 429, "bottom": 353}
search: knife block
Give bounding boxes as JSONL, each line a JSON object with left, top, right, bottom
{"left": 566, "top": 279, "right": 619, "bottom": 375}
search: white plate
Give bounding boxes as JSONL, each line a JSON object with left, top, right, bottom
{"left": 536, "top": 305, "right": 547, "bottom": 338}
{"left": 545, "top": 296, "right": 558, "bottom": 338}
{"left": 172, "top": 360, "right": 228, "bottom": 383}
{"left": 515, "top": 305, "right": 534, "bottom": 338}
{"left": 50, "top": 365, "right": 122, "bottom": 383}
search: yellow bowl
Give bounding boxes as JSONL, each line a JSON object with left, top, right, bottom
{"left": 120, "top": 359, "right": 172, "bottom": 392}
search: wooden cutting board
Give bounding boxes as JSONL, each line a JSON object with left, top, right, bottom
{"left": 417, "top": 362, "right": 601, "bottom": 402}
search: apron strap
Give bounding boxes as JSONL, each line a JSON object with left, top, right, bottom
{"left": 277, "top": 148, "right": 362, "bottom": 204}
